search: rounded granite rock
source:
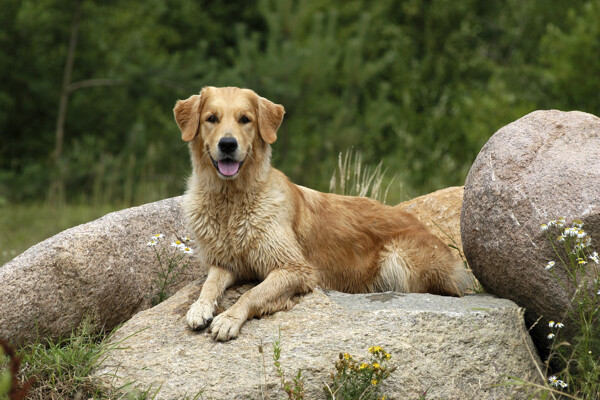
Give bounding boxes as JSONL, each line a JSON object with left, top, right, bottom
{"left": 461, "top": 109, "right": 600, "bottom": 354}
{"left": 0, "top": 196, "right": 205, "bottom": 346}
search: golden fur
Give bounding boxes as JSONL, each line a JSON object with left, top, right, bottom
{"left": 173, "top": 86, "right": 471, "bottom": 341}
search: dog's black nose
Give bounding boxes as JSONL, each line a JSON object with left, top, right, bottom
{"left": 218, "top": 137, "right": 238, "bottom": 154}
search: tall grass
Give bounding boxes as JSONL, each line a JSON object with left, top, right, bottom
{"left": 329, "top": 148, "right": 395, "bottom": 204}
{"left": 541, "top": 218, "right": 600, "bottom": 399}
{"left": 508, "top": 218, "right": 600, "bottom": 399}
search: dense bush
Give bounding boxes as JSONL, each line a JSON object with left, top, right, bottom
{"left": 0, "top": 0, "right": 597, "bottom": 204}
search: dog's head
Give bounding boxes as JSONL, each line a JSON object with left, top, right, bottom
{"left": 173, "top": 87, "right": 285, "bottom": 179}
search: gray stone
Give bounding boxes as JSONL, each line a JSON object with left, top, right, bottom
{"left": 95, "top": 281, "right": 542, "bottom": 400}
{"left": 461, "top": 109, "right": 600, "bottom": 353}
{"left": 0, "top": 197, "right": 204, "bottom": 346}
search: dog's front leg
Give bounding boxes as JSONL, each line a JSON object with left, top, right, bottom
{"left": 187, "top": 266, "right": 235, "bottom": 330}
{"left": 210, "top": 268, "right": 310, "bottom": 341}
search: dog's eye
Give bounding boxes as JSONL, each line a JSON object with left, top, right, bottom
{"left": 206, "top": 115, "right": 218, "bottom": 123}
{"left": 239, "top": 115, "right": 251, "bottom": 124}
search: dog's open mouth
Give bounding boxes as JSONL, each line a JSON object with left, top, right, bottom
{"left": 211, "top": 157, "right": 243, "bottom": 177}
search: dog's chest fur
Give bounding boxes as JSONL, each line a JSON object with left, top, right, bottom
{"left": 184, "top": 182, "right": 295, "bottom": 278}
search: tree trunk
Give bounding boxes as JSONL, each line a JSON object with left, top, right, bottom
{"left": 50, "top": 0, "right": 82, "bottom": 204}
{"left": 54, "top": 0, "right": 82, "bottom": 163}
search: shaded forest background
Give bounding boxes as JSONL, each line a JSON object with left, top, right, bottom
{"left": 1, "top": 0, "right": 599, "bottom": 207}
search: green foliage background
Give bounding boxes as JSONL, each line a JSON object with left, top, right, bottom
{"left": 1, "top": 0, "right": 599, "bottom": 205}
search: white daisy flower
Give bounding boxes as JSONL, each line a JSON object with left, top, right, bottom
{"left": 153, "top": 233, "right": 164, "bottom": 239}
{"left": 549, "top": 376, "right": 558, "bottom": 386}
{"left": 573, "top": 220, "right": 584, "bottom": 228}
{"left": 540, "top": 224, "right": 549, "bottom": 232}
{"left": 545, "top": 261, "right": 555, "bottom": 270}
{"left": 171, "top": 240, "right": 184, "bottom": 248}
{"left": 548, "top": 321, "right": 555, "bottom": 328}
{"left": 182, "top": 247, "right": 194, "bottom": 254}
{"left": 147, "top": 240, "right": 158, "bottom": 247}
{"left": 558, "top": 380, "right": 567, "bottom": 389}
{"left": 548, "top": 220, "right": 557, "bottom": 227}
{"left": 547, "top": 333, "right": 555, "bottom": 339}
{"left": 183, "top": 236, "right": 194, "bottom": 242}
{"left": 590, "top": 252, "right": 599, "bottom": 264}
{"left": 557, "top": 235, "right": 566, "bottom": 243}
{"left": 556, "top": 322, "right": 564, "bottom": 328}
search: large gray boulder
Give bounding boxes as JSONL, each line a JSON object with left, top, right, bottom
{"left": 95, "top": 281, "right": 542, "bottom": 400}
{"left": 461, "top": 110, "right": 600, "bottom": 353}
{"left": 0, "top": 197, "right": 204, "bottom": 346}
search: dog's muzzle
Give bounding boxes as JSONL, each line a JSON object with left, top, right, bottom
{"left": 211, "top": 137, "right": 244, "bottom": 177}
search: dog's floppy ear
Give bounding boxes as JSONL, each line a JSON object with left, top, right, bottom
{"left": 174, "top": 93, "right": 203, "bottom": 142}
{"left": 257, "top": 96, "right": 285, "bottom": 144}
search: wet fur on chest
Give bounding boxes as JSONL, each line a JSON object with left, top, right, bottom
{"left": 183, "top": 180, "right": 294, "bottom": 280}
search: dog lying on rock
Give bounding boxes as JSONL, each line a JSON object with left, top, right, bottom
{"left": 173, "top": 86, "right": 472, "bottom": 341}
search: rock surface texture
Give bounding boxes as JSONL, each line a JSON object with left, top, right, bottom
{"left": 397, "top": 186, "right": 464, "bottom": 252}
{"left": 0, "top": 197, "right": 204, "bottom": 346}
{"left": 95, "top": 281, "right": 541, "bottom": 400}
{"left": 0, "top": 188, "right": 465, "bottom": 346}
{"left": 461, "top": 110, "right": 600, "bottom": 352}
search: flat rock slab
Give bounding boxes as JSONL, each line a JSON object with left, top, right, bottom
{"left": 96, "top": 282, "right": 542, "bottom": 400}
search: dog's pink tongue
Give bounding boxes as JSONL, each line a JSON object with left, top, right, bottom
{"left": 218, "top": 160, "right": 240, "bottom": 176}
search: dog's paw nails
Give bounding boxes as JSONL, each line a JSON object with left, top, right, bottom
{"left": 186, "top": 302, "right": 214, "bottom": 331}
{"left": 210, "top": 313, "right": 242, "bottom": 341}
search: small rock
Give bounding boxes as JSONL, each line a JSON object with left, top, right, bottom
{"left": 397, "top": 186, "right": 465, "bottom": 253}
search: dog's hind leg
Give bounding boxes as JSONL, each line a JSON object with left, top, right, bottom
{"left": 209, "top": 268, "right": 313, "bottom": 341}
{"left": 187, "top": 266, "right": 235, "bottom": 330}
{"left": 370, "top": 234, "right": 472, "bottom": 296}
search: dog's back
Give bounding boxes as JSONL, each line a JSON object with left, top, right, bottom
{"left": 291, "top": 183, "right": 470, "bottom": 295}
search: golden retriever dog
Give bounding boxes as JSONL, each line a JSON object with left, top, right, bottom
{"left": 173, "top": 86, "right": 471, "bottom": 341}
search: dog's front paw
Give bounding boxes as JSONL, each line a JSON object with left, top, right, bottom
{"left": 209, "top": 311, "right": 245, "bottom": 341}
{"left": 186, "top": 300, "right": 215, "bottom": 331}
